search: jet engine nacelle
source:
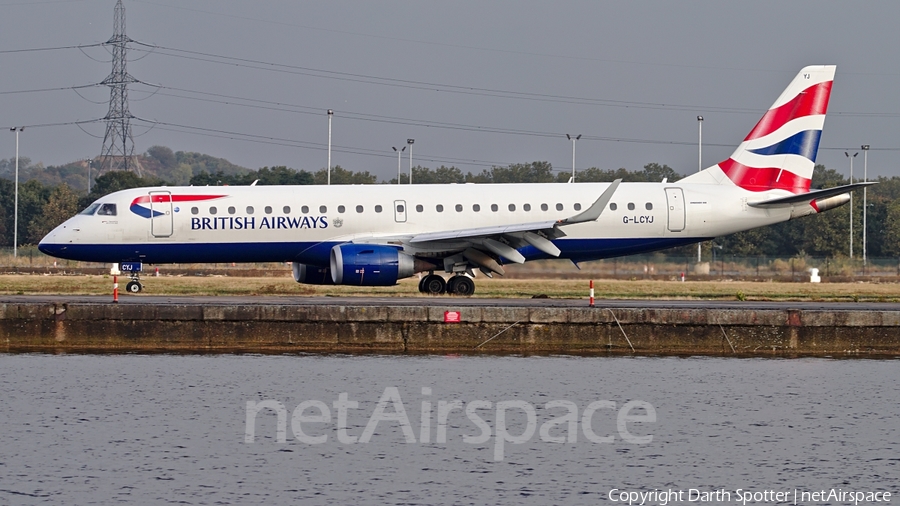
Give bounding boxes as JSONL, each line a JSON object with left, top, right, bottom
{"left": 291, "top": 262, "right": 334, "bottom": 285}
{"left": 330, "top": 244, "right": 416, "bottom": 286}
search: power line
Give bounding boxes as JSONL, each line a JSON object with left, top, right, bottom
{"left": 137, "top": 84, "right": 895, "bottom": 151}
{"left": 133, "top": 0, "right": 900, "bottom": 79}
{"left": 5, "top": 32, "right": 899, "bottom": 166}
{"left": 0, "top": 42, "right": 103, "bottom": 54}
{"left": 5, "top": 118, "right": 103, "bottom": 130}
{"left": 129, "top": 43, "right": 900, "bottom": 119}
{"left": 0, "top": 84, "right": 100, "bottom": 95}
{"left": 131, "top": 42, "right": 763, "bottom": 113}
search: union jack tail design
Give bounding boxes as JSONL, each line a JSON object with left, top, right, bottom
{"left": 686, "top": 65, "right": 835, "bottom": 194}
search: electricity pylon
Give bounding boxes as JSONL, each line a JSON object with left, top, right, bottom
{"left": 98, "top": 0, "right": 142, "bottom": 177}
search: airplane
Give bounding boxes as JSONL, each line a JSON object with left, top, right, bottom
{"left": 39, "top": 65, "right": 871, "bottom": 295}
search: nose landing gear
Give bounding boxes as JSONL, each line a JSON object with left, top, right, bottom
{"left": 114, "top": 262, "right": 145, "bottom": 293}
{"left": 125, "top": 279, "right": 143, "bottom": 293}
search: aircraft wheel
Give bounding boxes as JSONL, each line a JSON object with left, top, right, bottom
{"left": 125, "top": 281, "right": 143, "bottom": 293}
{"left": 418, "top": 276, "right": 427, "bottom": 293}
{"left": 447, "top": 276, "right": 475, "bottom": 296}
{"left": 422, "top": 274, "right": 446, "bottom": 295}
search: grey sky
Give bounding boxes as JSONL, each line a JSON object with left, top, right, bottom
{"left": 2, "top": 0, "right": 898, "bottom": 181}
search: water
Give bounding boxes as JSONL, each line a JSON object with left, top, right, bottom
{"left": 0, "top": 354, "right": 896, "bottom": 505}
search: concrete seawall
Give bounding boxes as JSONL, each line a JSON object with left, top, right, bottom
{"left": 2, "top": 300, "right": 899, "bottom": 356}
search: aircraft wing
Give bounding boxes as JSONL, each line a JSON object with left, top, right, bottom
{"left": 410, "top": 178, "right": 621, "bottom": 244}
{"left": 748, "top": 182, "right": 875, "bottom": 208}
{"left": 408, "top": 220, "right": 562, "bottom": 244}
{"left": 396, "top": 180, "right": 622, "bottom": 272}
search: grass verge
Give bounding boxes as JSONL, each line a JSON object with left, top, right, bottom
{"left": 1, "top": 274, "right": 898, "bottom": 301}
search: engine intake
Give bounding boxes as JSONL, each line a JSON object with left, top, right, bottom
{"left": 330, "top": 244, "right": 416, "bottom": 286}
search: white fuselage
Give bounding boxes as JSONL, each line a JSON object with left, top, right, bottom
{"left": 39, "top": 181, "right": 792, "bottom": 267}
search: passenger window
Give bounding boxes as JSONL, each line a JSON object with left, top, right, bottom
{"left": 574, "top": 203, "right": 582, "bottom": 211}
{"left": 190, "top": 207, "right": 199, "bottom": 215}
{"left": 455, "top": 204, "right": 463, "bottom": 212}
{"left": 356, "top": 205, "right": 364, "bottom": 213}
{"left": 523, "top": 204, "right": 531, "bottom": 212}
{"left": 265, "top": 206, "right": 272, "bottom": 214}
{"left": 320, "top": 205, "right": 327, "bottom": 213}
{"left": 541, "top": 203, "right": 548, "bottom": 211}
{"left": 301, "top": 205, "right": 309, "bottom": 214}
{"left": 556, "top": 203, "right": 564, "bottom": 211}
{"left": 376, "top": 205, "right": 384, "bottom": 213}
{"left": 98, "top": 203, "right": 117, "bottom": 216}
{"left": 646, "top": 203, "right": 653, "bottom": 210}
{"left": 284, "top": 206, "right": 291, "bottom": 214}
{"left": 610, "top": 203, "right": 617, "bottom": 211}
{"left": 397, "top": 204, "right": 405, "bottom": 213}
{"left": 338, "top": 205, "right": 346, "bottom": 213}
{"left": 246, "top": 206, "right": 254, "bottom": 214}
{"left": 508, "top": 204, "right": 516, "bottom": 212}
{"left": 80, "top": 203, "right": 101, "bottom": 215}
{"left": 491, "top": 204, "right": 499, "bottom": 212}
{"left": 414, "top": 205, "right": 422, "bottom": 213}
{"left": 436, "top": 204, "right": 444, "bottom": 212}
{"left": 473, "top": 204, "right": 481, "bottom": 212}
{"left": 210, "top": 206, "right": 218, "bottom": 215}
{"left": 228, "top": 206, "right": 236, "bottom": 215}
{"left": 628, "top": 203, "right": 635, "bottom": 211}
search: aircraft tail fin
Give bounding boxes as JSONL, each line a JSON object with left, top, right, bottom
{"left": 681, "top": 65, "right": 835, "bottom": 194}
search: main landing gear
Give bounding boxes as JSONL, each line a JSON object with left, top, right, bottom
{"left": 417, "top": 273, "right": 475, "bottom": 296}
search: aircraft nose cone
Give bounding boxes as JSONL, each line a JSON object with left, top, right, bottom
{"left": 38, "top": 236, "right": 58, "bottom": 256}
{"left": 38, "top": 225, "right": 67, "bottom": 257}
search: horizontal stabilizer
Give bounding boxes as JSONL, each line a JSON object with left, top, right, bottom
{"left": 747, "top": 182, "right": 875, "bottom": 208}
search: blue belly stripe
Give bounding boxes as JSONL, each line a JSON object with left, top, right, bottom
{"left": 40, "top": 237, "right": 708, "bottom": 266}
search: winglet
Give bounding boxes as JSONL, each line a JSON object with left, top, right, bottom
{"left": 558, "top": 179, "right": 621, "bottom": 225}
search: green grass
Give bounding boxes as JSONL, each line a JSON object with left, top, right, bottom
{"left": 1, "top": 274, "right": 898, "bottom": 302}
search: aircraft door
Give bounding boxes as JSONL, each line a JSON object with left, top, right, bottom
{"left": 149, "top": 191, "right": 174, "bottom": 237}
{"left": 665, "top": 188, "right": 685, "bottom": 232}
{"left": 394, "top": 200, "right": 407, "bottom": 223}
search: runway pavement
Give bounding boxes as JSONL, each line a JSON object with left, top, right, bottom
{"left": 3, "top": 294, "right": 899, "bottom": 312}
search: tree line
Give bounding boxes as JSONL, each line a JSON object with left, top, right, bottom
{"left": 1, "top": 148, "right": 898, "bottom": 259}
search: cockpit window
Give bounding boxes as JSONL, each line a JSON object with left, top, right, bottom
{"left": 80, "top": 203, "right": 101, "bottom": 216}
{"left": 97, "top": 204, "right": 117, "bottom": 216}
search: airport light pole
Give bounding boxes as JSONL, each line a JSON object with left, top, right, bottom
{"left": 11, "top": 127, "right": 23, "bottom": 258}
{"left": 862, "top": 144, "right": 869, "bottom": 264}
{"left": 392, "top": 146, "right": 406, "bottom": 184}
{"left": 327, "top": 110, "right": 333, "bottom": 185}
{"left": 407, "top": 139, "right": 415, "bottom": 184}
{"left": 697, "top": 116, "right": 703, "bottom": 263}
{"left": 566, "top": 134, "right": 581, "bottom": 182}
{"left": 87, "top": 158, "right": 93, "bottom": 193}
{"left": 846, "top": 151, "right": 858, "bottom": 258}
